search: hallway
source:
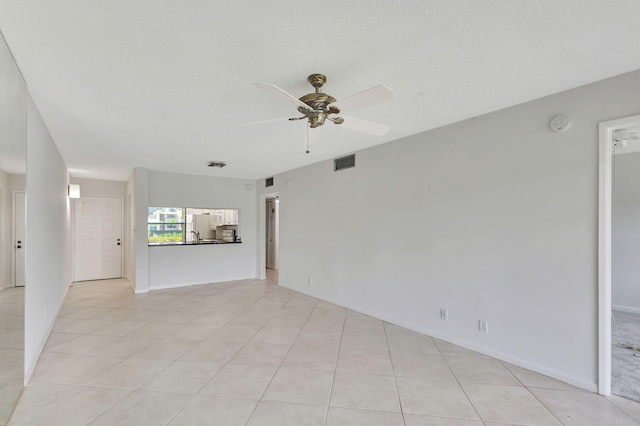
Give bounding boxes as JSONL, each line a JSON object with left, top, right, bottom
{"left": 8, "top": 277, "right": 640, "bottom": 425}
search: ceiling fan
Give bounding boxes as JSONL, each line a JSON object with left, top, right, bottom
{"left": 242, "top": 73, "right": 394, "bottom": 152}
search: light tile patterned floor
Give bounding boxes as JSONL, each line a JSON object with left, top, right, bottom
{"left": 0, "top": 286, "right": 24, "bottom": 425}
{"left": 8, "top": 276, "right": 640, "bottom": 425}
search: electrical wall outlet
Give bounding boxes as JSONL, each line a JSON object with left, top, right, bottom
{"left": 440, "top": 309, "right": 448, "bottom": 321}
{"left": 478, "top": 320, "right": 489, "bottom": 333}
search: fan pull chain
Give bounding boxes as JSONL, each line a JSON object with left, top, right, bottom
{"left": 306, "top": 123, "right": 310, "bottom": 154}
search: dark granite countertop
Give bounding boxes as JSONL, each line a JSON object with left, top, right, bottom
{"left": 149, "top": 240, "right": 242, "bottom": 246}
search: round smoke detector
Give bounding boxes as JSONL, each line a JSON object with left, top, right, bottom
{"left": 549, "top": 115, "right": 571, "bottom": 132}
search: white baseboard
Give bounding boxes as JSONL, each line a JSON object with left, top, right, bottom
{"left": 278, "top": 282, "right": 597, "bottom": 393}
{"left": 612, "top": 304, "right": 640, "bottom": 315}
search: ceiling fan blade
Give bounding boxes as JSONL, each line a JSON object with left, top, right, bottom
{"left": 339, "top": 115, "right": 390, "bottom": 136}
{"left": 238, "top": 116, "right": 293, "bottom": 127}
{"left": 335, "top": 85, "right": 395, "bottom": 111}
{"left": 256, "top": 83, "right": 311, "bottom": 112}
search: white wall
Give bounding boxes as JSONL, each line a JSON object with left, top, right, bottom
{"left": 132, "top": 168, "right": 150, "bottom": 293}
{"left": 133, "top": 169, "right": 257, "bottom": 291}
{"left": 69, "top": 177, "right": 126, "bottom": 197}
{"left": 612, "top": 151, "right": 640, "bottom": 314}
{"left": 125, "top": 172, "right": 136, "bottom": 283}
{"left": 0, "top": 169, "right": 9, "bottom": 289}
{"left": 24, "top": 94, "right": 71, "bottom": 383}
{"left": 256, "top": 69, "right": 640, "bottom": 392}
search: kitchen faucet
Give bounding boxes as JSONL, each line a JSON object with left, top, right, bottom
{"left": 191, "top": 230, "right": 200, "bottom": 244}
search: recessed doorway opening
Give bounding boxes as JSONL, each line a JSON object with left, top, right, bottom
{"left": 598, "top": 113, "right": 640, "bottom": 400}
{"left": 265, "top": 195, "right": 279, "bottom": 284}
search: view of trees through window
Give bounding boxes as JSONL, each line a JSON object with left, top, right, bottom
{"left": 148, "top": 207, "right": 185, "bottom": 243}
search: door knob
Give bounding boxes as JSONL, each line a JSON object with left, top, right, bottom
{"left": 17, "top": 240, "right": 21, "bottom": 244}
{"left": 17, "top": 245, "right": 22, "bottom": 249}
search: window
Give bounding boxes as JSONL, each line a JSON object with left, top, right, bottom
{"left": 148, "top": 207, "right": 185, "bottom": 244}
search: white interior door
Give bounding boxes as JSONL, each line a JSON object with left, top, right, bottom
{"left": 13, "top": 191, "right": 25, "bottom": 287}
{"left": 74, "top": 196, "right": 123, "bottom": 281}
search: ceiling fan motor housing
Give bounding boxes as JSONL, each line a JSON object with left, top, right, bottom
{"left": 299, "top": 92, "right": 337, "bottom": 110}
{"left": 298, "top": 74, "right": 343, "bottom": 127}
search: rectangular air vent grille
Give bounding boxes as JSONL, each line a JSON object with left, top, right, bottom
{"left": 334, "top": 154, "right": 356, "bottom": 171}
{"left": 265, "top": 177, "right": 274, "bottom": 187}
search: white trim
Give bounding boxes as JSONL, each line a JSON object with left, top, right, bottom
{"left": 256, "top": 191, "right": 279, "bottom": 280}
{"left": 598, "top": 113, "right": 640, "bottom": 396}
{"left": 133, "top": 289, "right": 149, "bottom": 294}
{"left": 612, "top": 304, "right": 640, "bottom": 315}
{"left": 278, "top": 281, "right": 596, "bottom": 392}
{"left": 11, "top": 190, "right": 25, "bottom": 287}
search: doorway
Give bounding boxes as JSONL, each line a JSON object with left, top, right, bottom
{"left": 73, "top": 196, "right": 123, "bottom": 281}
{"left": 265, "top": 197, "right": 279, "bottom": 281}
{"left": 598, "top": 113, "right": 640, "bottom": 398}
{"left": 12, "top": 191, "right": 25, "bottom": 287}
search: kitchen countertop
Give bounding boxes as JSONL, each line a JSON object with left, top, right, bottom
{"left": 149, "top": 240, "right": 242, "bottom": 246}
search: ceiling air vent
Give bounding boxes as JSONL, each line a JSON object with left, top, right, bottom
{"left": 334, "top": 154, "right": 355, "bottom": 172}
{"left": 208, "top": 161, "right": 226, "bottom": 168}
{"left": 265, "top": 177, "right": 274, "bottom": 187}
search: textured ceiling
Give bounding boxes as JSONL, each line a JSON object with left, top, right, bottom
{"left": 1, "top": 1, "right": 640, "bottom": 181}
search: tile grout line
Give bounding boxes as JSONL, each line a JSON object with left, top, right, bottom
{"left": 240, "top": 292, "right": 319, "bottom": 425}
{"left": 438, "top": 340, "right": 486, "bottom": 424}
{"left": 322, "top": 306, "right": 347, "bottom": 426}
{"left": 497, "top": 359, "right": 566, "bottom": 426}
{"left": 382, "top": 322, "right": 407, "bottom": 426}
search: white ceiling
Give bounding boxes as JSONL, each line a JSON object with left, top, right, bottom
{"left": 1, "top": 1, "right": 640, "bottom": 181}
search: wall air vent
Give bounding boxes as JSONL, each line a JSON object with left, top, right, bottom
{"left": 334, "top": 154, "right": 355, "bottom": 171}
{"left": 208, "top": 161, "right": 226, "bottom": 168}
{"left": 265, "top": 177, "right": 274, "bottom": 187}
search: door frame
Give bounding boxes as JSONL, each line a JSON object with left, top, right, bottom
{"left": 11, "top": 190, "right": 25, "bottom": 287}
{"left": 257, "top": 192, "right": 279, "bottom": 279}
{"left": 72, "top": 194, "right": 125, "bottom": 282}
{"left": 598, "top": 113, "right": 640, "bottom": 395}
{"left": 266, "top": 196, "right": 279, "bottom": 270}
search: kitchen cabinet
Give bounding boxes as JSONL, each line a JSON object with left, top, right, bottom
{"left": 210, "top": 209, "right": 238, "bottom": 226}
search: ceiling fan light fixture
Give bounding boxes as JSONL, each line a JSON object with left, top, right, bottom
{"left": 308, "top": 112, "right": 326, "bottom": 128}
